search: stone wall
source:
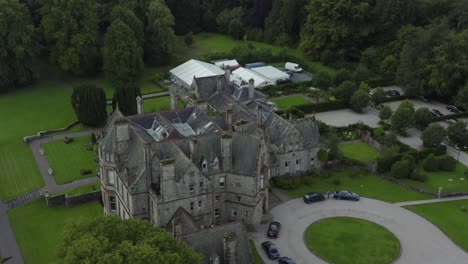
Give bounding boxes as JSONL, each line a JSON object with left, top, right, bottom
{"left": 23, "top": 121, "right": 80, "bottom": 143}
{"left": 45, "top": 190, "right": 101, "bottom": 207}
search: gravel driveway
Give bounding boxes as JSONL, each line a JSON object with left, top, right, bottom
{"left": 251, "top": 198, "right": 468, "bottom": 264}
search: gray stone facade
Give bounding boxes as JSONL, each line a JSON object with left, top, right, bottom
{"left": 98, "top": 72, "right": 320, "bottom": 262}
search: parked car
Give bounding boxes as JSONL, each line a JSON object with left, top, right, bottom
{"left": 285, "top": 62, "right": 303, "bottom": 73}
{"left": 446, "top": 105, "right": 461, "bottom": 113}
{"left": 431, "top": 109, "right": 444, "bottom": 117}
{"left": 261, "top": 241, "right": 280, "bottom": 260}
{"left": 267, "top": 222, "right": 281, "bottom": 238}
{"left": 385, "top": 90, "right": 400, "bottom": 97}
{"left": 334, "top": 190, "right": 360, "bottom": 201}
{"left": 445, "top": 119, "right": 457, "bottom": 125}
{"left": 303, "top": 192, "right": 325, "bottom": 204}
{"left": 278, "top": 256, "right": 297, "bottom": 264}
{"left": 420, "top": 96, "right": 430, "bottom": 102}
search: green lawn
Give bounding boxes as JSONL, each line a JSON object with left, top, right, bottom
{"left": 406, "top": 200, "right": 468, "bottom": 251}
{"left": 281, "top": 171, "right": 432, "bottom": 203}
{"left": 143, "top": 96, "right": 185, "bottom": 113}
{"left": 397, "top": 163, "right": 468, "bottom": 194}
{"left": 53, "top": 182, "right": 101, "bottom": 196}
{"left": 270, "top": 95, "right": 310, "bottom": 109}
{"left": 0, "top": 81, "right": 81, "bottom": 201}
{"left": 305, "top": 217, "right": 400, "bottom": 264}
{"left": 340, "top": 142, "right": 381, "bottom": 163}
{"left": 249, "top": 240, "right": 265, "bottom": 264}
{"left": 8, "top": 200, "right": 103, "bottom": 264}
{"left": 42, "top": 136, "right": 98, "bottom": 185}
{"left": 175, "top": 32, "right": 336, "bottom": 75}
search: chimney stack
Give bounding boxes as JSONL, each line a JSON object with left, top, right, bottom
{"left": 225, "top": 105, "right": 233, "bottom": 132}
{"left": 170, "top": 92, "right": 178, "bottom": 111}
{"left": 136, "top": 96, "right": 144, "bottom": 115}
{"left": 248, "top": 78, "right": 255, "bottom": 99}
{"left": 256, "top": 105, "right": 263, "bottom": 127}
{"left": 217, "top": 75, "right": 223, "bottom": 92}
{"left": 225, "top": 69, "right": 231, "bottom": 83}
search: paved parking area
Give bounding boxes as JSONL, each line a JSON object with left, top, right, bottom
{"left": 290, "top": 71, "right": 312, "bottom": 83}
{"left": 309, "top": 108, "right": 380, "bottom": 128}
{"left": 382, "top": 99, "right": 452, "bottom": 115}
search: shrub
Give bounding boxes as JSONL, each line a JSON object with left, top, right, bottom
{"left": 295, "top": 99, "right": 348, "bottom": 114}
{"left": 64, "top": 137, "right": 74, "bottom": 144}
{"left": 80, "top": 169, "right": 92, "bottom": 175}
{"left": 333, "top": 179, "right": 341, "bottom": 186}
{"left": 422, "top": 124, "right": 446, "bottom": 148}
{"left": 183, "top": 32, "right": 193, "bottom": 46}
{"left": 353, "top": 64, "right": 371, "bottom": 83}
{"left": 333, "top": 68, "right": 353, "bottom": 86}
{"left": 372, "top": 87, "right": 386, "bottom": 105}
{"left": 318, "top": 148, "right": 329, "bottom": 163}
{"left": 350, "top": 88, "right": 370, "bottom": 112}
{"left": 423, "top": 154, "right": 439, "bottom": 172}
{"left": 311, "top": 71, "right": 332, "bottom": 89}
{"left": 461, "top": 207, "right": 467, "bottom": 213}
{"left": 391, "top": 160, "right": 412, "bottom": 178}
{"left": 377, "top": 146, "right": 401, "bottom": 173}
{"left": 379, "top": 106, "right": 393, "bottom": 120}
{"left": 410, "top": 173, "right": 428, "bottom": 182}
{"left": 71, "top": 84, "right": 108, "bottom": 126}
{"left": 414, "top": 107, "right": 432, "bottom": 130}
{"left": 437, "top": 155, "right": 457, "bottom": 171}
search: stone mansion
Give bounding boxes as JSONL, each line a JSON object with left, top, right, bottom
{"left": 98, "top": 70, "right": 320, "bottom": 237}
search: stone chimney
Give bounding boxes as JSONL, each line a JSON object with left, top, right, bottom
{"left": 221, "top": 133, "right": 232, "bottom": 172}
{"left": 225, "top": 69, "right": 231, "bottom": 83}
{"left": 160, "top": 159, "right": 176, "bottom": 201}
{"left": 217, "top": 75, "right": 223, "bottom": 92}
{"left": 223, "top": 232, "right": 238, "bottom": 264}
{"left": 195, "top": 99, "right": 208, "bottom": 115}
{"left": 136, "top": 96, "right": 144, "bottom": 115}
{"left": 170, "top": 92, "right": 178, "bottom": 111}
{"left": 225, "top": 106, "right": 233, "bottom": 132}
{"left": 248, "top": 79, "right": 255, "bottom": 99}
{"left": 189, "top": 137, "right": 197, "bottom": 160}
{"left": 256, "top": 105, "right": 263, "bottom": 127}
{"left": 114, "top": 118, "right": 130, "bottom": 155}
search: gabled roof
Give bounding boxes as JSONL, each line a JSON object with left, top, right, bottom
{"left": 232, "top": 67, "right": 270, "bottom": 87}
{"left": 170, "top": 59, "right": 225, "bottom": 87}
{"left": 251, "top": 66, "right": 290, "bottom": 80}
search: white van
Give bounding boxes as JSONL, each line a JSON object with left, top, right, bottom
{"left": 285, "top": 62, "right": 303, "bottom": 73}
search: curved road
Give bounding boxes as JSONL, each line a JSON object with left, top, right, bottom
{"left": 251, "top": 198, "right": 468, "bottom": 264}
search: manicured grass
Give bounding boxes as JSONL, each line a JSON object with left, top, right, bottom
{"left": 0, "top": 81, "right": 81, "bottom": 201}
{"left": 340, "top": 142, "right": 381, "bottom": 163}
{"left": 406, "top": 200, "right": 468, "bottom": 251}
{"left": 8, "top": 200, "right": 103, "bottom": 264}
{"left": 305, "top": 217, "right": 400, "bottom": 264}
{"left": 270, "top": 95, "right": 310, "bottom": 109}
{"left": 398, "top": 163, "right": 468, "bottom": 194}
{"left": 249, "top": 240, "right": 265, "bottom": 264}
{"left": 143, "top": 96, "right": 185, "bottom": 113}
{"left": 42, "top": 136, "right": 98, "bottom": 185}
{"left": 281, "top": 171, "right": 432, "bottom": 203}
{"left": 175, "top": 32, "right": 336, "bottom": 75}
{"left": 53, "top": 182, "right": 101, "bottom": 196}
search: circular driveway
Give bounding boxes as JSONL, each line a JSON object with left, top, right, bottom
{"left": 251, "top": 198, "right": 468, "bottom": 264}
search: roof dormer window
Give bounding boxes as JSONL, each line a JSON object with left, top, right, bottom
{"left": 213, "top": 157, "right": 219, "bottom": 169}
{"left": 202, "top": 159, "right": 208, "bottom": 171}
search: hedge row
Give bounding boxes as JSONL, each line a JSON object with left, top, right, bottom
{"left": 294, "top": 99, "right": 349, "bottom": 114}
{"left": 379, "top": 95, "right": 408, "bottom": 103}
{"left": 431, "top": 112, "right": 468, "bottom": 122}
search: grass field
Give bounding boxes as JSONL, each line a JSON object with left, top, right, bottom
{"left": 270, "top": 95, "right": 311, "bottom": 109}
{"left": 398, "top": 163, "right": 468, "bottom": 194}
{"left": 175, "top": 32, "right": 336, "bottom": 75}
{"left": 0, "top": 81, "right": 82, "bottom": 201}
{"left": 143, "top": 96, "right": 185, "bottom": 113}
{"left": 340, "top": 142, "right": 381, "bottom": 163}
{"left": 305, "top": 217, "right": 400, "bottom": 264}
{"left": 42, "top": 136, "right": 98, "bottom": 185}
{"left": 406, "top": 200, "right": 468, "bottom": 251}
{"left": 8, "top": 200, "right": 103, "bottom": 264}
{"left": 53, "top": 182, "right": 101, "bottom": 196}
{"left": 281, "top": 171, "right": 432, "bottom": 203}
{"left": 249, "top": 240, "right": 265, "bottom": 264}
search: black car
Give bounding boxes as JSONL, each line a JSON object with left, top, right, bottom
{"left": 303, "top": 192, "right": 325, "bottom": 204}
{"left": 334, "top": 190, "right": 360, "bottom": 201}
{"left": 445, "top": 119, "right": 457, "bottom": 125}
{"left": 261, "top": 241, "right": 280, "bottom": 260}
{"left": 420, "top": 96, "right": 430, "bottom": 102}
{"left": 431, "top": 109, "right": 444, "bottom": 117}
{"left": 267, "top": 221, "right": 281, "bottom": 238}
{"left": 385, "top": 90, "right": 400, "bottom": 97}
{"left": 446, "top": 105, "right": 461, "bottom": 113}
{"left": 278, "top": 257, "right": 297, "bottom": 264}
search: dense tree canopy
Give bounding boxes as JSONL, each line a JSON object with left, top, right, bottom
{"left": 110, "top": 5, "right": 144, "bottom": 47}
{"left": 0, "top": 0, "right": 37, "bottom": 93}
{"left": 391, "top": 100, "right": 415, "bottom": 133}
{"left": 41, "top": 0, "right": 100, "bottom": 75}
{"left": 112, "top": 84, "right": 141, "bottom": 116}
{"left": 264, "top": 0, "right": 306, "bottom": 45}
{"left": 71, "top": 84, "right": 107, "bottom": 126}
{"left": 58, "top": 216, "right": 202, "bottom": 264}
{"left": 422, "top": 123, "right": 446, "bottom": 148}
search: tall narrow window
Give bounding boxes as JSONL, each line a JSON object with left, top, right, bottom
{"left": 260, "top": 175, "right": 264, "bottom": 189}
{"left": 198, "top": 200, "right": 202, "bottom": 209}
{"left": 108, "top": 170, "right": 115, "bottom": 186}
{"left": 213, "top": 157, "right": 219, "bottom": 169}
{"left": 219, "top": 176, "right": 225, "bottom": 187}
{"left": 189, "top": 184, "right": 194, "bottom": 192}
{"left": 190, "top": 202, "right": 194, "bottom": 211}
{"left": 202, "top": 159, "right": 208, "bottom": 171}
{"left": 215, "top": 208, "right": 220, "bottom": 217}
{"left": 109, "top": 196, "right": 116, "bottom": 211}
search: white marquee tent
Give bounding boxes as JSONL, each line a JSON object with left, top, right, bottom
{"left": 231, "top": 67, "right": 271, "bottom": 88}
{"left": 170, "top": 59, "right": 225, "bottom": 88}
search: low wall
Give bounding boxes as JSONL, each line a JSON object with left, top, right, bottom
{"left": 45, "top": 190, "right": 101, "bottom": 207}
{"left": 23, "top": 120, "right": 80, "bottom": 143}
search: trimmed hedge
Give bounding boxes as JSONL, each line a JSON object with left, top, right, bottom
{"left": 380, "top": 95, "right": 408, "bottom": 103}
{"left": 295, "top": 99, "right": 349, "bottom": 114}
{"left": 431, "top": 112, "right": 468, "bottom": 122}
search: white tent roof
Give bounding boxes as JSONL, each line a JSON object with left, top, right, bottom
{"left": 251, "top": 66, "right": 290, "bottom": 81}
{"left": 214, "top": 59, "right": 240, "bottom": 68}
{"left": 232, "top": 67, "right": 270, "bottom": 88}
{"left": 170, "top": 59, "right": 225, "bottom": 87}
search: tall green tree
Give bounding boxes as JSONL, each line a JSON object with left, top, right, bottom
{"left": 455, "top": 84, "right": 468, "bottom": 110}
{"left": 391, "top": 100, "right": 415, "bottom": 133}
{"left": 447, "top": 121, "right": 468, "bottom": 148}
{"left": 300, "top": 0, "right": 373, "bottom": 61}
{"left": 165, "top": 0, "right": 202, "bottom": 34}
{"left": 216, "top": 7, "right": 245, "bottom": 40}
{"left": 422, "top": 123, "right": 446, "bottom": 148}
{"left": 264, "top": 0, "right": 304, "bottom": 45}
{"left": 41, "top": 0, "right": 99, "bottom": 75}
{"left": 71, "top": 84, "right": 107, "bottom": 126}
{"left": 414, "top": 107, "right": 433, "bottom": 130}
{"left": 112, "top": 84, "right": 141, "bottom": 116}
{"left": 58, "top": 216, "right": 202, "bottom": 264}
{"left": 372, "top": 0, "right": 416, "bottom": 43}
{"left": 379, "top": 106, "right": 393, "bottom": 120}
{"left": 0, "top": 0, "right": 37, "bottom": 92}
{"left": 110, "top": 6, "right": 144, "bottom": 47}
{"left": 104, "top": 19, "right": 143, "bottom": 87}
{"left": 144, "top": 0, "right": 176, "bottom": 66}
{"left": 350, "top": 89, "right": 370, "bottom": 112}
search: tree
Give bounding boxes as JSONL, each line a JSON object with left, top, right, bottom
{"left": 216, "top": 7, "right": 245, "bottom": 39}
{"left": 372, "top": 0, "right": 416, "bottom": 43}
{"left": 377, "top": 145, "right": 400, "bottom": 173}
{"left": 104, "top": 20, "right": 143, "bottom": 87}
{"left": 311, "top": 71, "right": 332, "bottom": 89}
{"left": 447, "top": 121, "right": 468, "bottom": 148}
{"left": 112, "top": 84, "right": 141, "bottom": 116}
{"left": 0, "top": 0, "right": 37, "bottom": 93}
{"left": 350, "top": 89, "right": 370, "bottom": 112}
{"left": 71, "top": 84, "right": 107, "bottom": 126}
{"left": 264, "top": 0, "right": 303, "bottom": 45}
{"left": 41, "top": 0, "right": 99, "bottom": 75}
{"left": 379, "top": 106, "right": 393, "bottom": 120}
{"left": 333, "top": 81, "right": 358, "bottom": 100}
{"left": 145, "top": 0, "right": 176, "bottom": 66}
{"left": 90, "top": 133, "right": 97, "bottom": 145}
{"left": 422, "top": 123, "right": 446, "bottom": 148}
{"left": 353, "top": 64, "right": 371, "bottom": 83}
{"left": 165, "top": 0, "right": 202, "bottom": 34}
{"left": 325, "top": 130, "right": 342, "bottom": 160}
{"left": 455, "top": 83, "right": 468, "bottom": 110}
{"left": 423, "top": 154, "right": 439, "bottom": 172}
{"left": 58, "top": 216, "right": 202, "bottom": 264}
{"left": 244, "top": 0, "right": 273, "bottom": 28}
{"left": 317, "top": 148, "right": 329, "bottom": 163}
{"left": 333, "top": 69, "right": 353, "bottom": 86}
{"left": 414, "top": 107, "right": 433, "bottom": 130}
{"left": 184, "top": 32, "right": 194, "bottom": 46}
{"left": 372, "top": 87, "right": 386, "bottom": 105}
{"left": 380, "top": 55, "right": 398, "bottom": 80}
{"left": 391, "top": 155, "right": 416, "bottom": 179}
{"left": 110, "top": 5, "right": 144, "bottom": 47}
{"left": 391, "top": 100, "right": 415, "bottom": 133}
